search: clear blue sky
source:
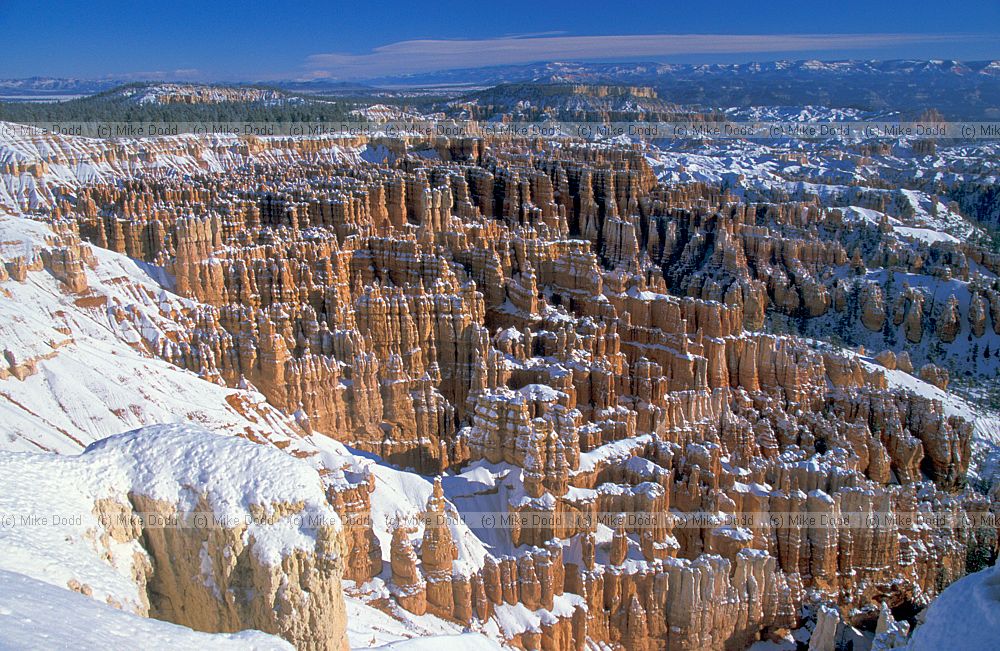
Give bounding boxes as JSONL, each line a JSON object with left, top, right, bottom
{"left": 2, "top": 0, "right": 998, "bottom": 80}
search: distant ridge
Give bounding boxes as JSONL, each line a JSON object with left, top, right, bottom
{"left": 2, "top": 59, "right": 999, "bottom": 118}
{"left": 345, "top": 58, "right": 1000, "bottom": 87}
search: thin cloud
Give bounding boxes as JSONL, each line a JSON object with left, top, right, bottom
{"left": 304, "top": 32, "right": 966, "bottom": 79}
{"left": 496, "top": 31, "right": 569, "bottom": 40}
{"left": 113, "top": 68, "right": 206, "bottom": 82}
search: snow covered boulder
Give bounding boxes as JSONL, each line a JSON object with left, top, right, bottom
{"left": 0, "top": 423, "right": 349, "bottom": 650}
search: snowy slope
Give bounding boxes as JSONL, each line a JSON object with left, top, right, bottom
{"left": 344, "top": 582, "right": 505, "bottom": 649}
{"left": 906, "top": 561, "right": 1000, "bottom": 651}
{"left": 368, "top": 635, "right": 504, "bottom": 651}
{"left": 0, "top": 569, "right": 291, "bottom": 651}
{"left": 0, "top": 214, "right": 316, "bottom": 452}
{"left": 0, "top": 125, "right": 365, "bottom": 212}
{"left": 118, "top": 84, "right": 291, "bottom": 106}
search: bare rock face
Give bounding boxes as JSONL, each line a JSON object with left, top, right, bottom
{"left": 390, "top": 526, "right": 427, "bottom": 615}
{"left": 989, "top": 289, "right": 1000, "bottom": 336}
{"left": 327, "top": 474, "right": 383, "bottom": 583}
{"left": 135, "top": 493, "right": 348, "bottom": 650}
{"left": 809, "top": 604, "right": 840, "bottom": 651}
{"left": 897, "top": 287, "right": 926, "bottom": 344}
{"left": 115, "top": 429, "right": 349, "bottom": 651}
{"left": 969, "top": 291, "right": 988, "bottom": 338}
{"left": 875, "top": 350, "right": 897, "bottom": 370}
{"left": 936, "top": 295, "right": 961, "bottom": 343}
{"left": 861, "top": 283, "right": 887, "bottom": 332}
{"left": 422, "top": 477, "right": 460, "bottom": 617}
{"left": 919, "top": 363, "right": 950, "bottom": 390}
{"left": 896, "top": 350, "right": 915, "bottom": 374}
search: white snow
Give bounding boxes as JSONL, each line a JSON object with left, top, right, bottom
{"left": 344, "top": 579, "right": 505, "bottom": 649}
{"left": 0, "top": 214, "right": 315, "bottom": 453}
{"left": 0, "top": 569, "right": 291, "bottom": 650}
{"left": 367, "top": 634, "right": 504, "bottom": 651}
{"left": 906, "top": 561, "right": 1000, "bottom": 650}
{"left": 0, "top": 124, "right": 363, "bottom": 212}
{"left": 519, "top": 383, "right": 565, "bottom": 401}
{"left": 893, "top": 226, "right": 959, "bottom": 245}
{"left": 86, "top": 423, "right": 342, "bottom": 565}
{"left": 0, "top": 423, "right": 341, "bottom": 615}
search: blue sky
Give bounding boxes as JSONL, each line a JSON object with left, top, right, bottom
{"left": 2, "top": 0, "right": 998, "bottom": 80}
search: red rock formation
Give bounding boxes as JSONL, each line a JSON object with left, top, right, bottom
{"left": 25, "top": 133, "right": 991, "bottom": 651}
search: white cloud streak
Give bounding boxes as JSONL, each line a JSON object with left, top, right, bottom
{"left": 304, "top": 33, "right": 963, "bottom": 79}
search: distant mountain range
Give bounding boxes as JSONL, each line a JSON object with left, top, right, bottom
{"left": 0, "top": 77, "right": 121, "bottom": 96}
{"left": 353, "top": 59, "right": 1000, "bottom": 119}
{"left": 354, "top": 58, "right": 1000, "bottom": 87}
{"left": 2, "top": 59, "right": 999, "bottom": 118}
